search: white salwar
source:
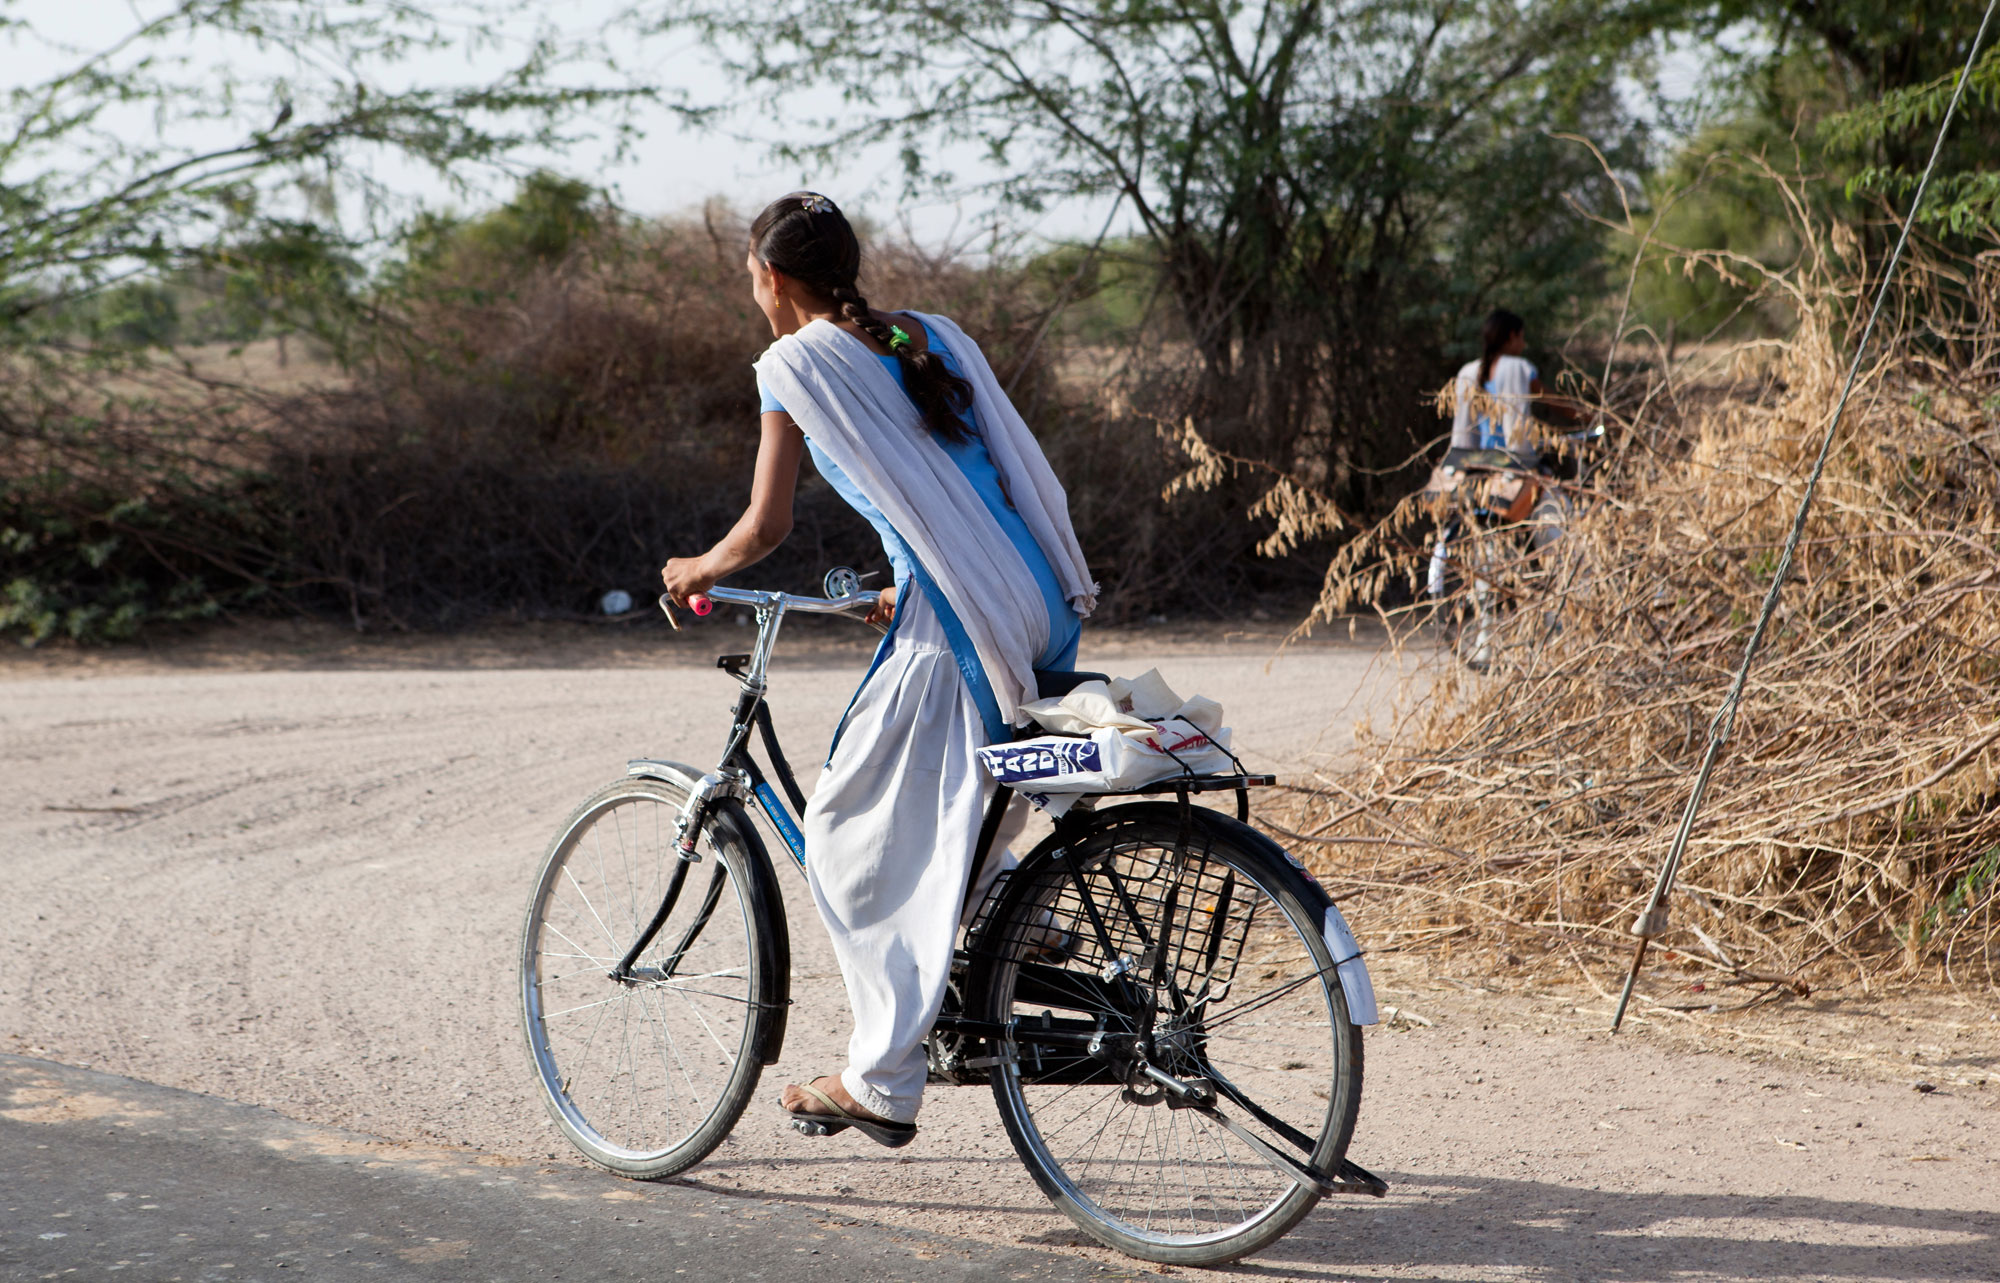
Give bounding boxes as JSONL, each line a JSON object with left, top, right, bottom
{"left": 758, "top": 316, "right": 1091, "bottom": 1126}
{"left": 802, "top": 584, "right": 1026, "bottom": 1123}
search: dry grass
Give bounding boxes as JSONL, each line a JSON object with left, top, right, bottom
{"left": 1267, "top": 226, "right": 2000, "bottom": 999}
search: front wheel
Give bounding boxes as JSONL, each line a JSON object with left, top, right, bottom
{"left": 967, "top": 804, "right": 1364, "bottom": 1265}
{"left": 520, "top": 774, "right": 786, "bottom": 1179}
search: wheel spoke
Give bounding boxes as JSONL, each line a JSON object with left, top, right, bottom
{"left": 540, "top": 919, "right": 611, "bottom": 966}
{"left": 1194, "top": 963, "right": 1337, "bottom": 1034}
{"left": 561, "top": 862, "right": 620, "bottom": 949}
{"left": 981, "top": 822, "right": 1359, "bottom": 1260}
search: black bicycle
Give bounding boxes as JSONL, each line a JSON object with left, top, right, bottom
{"left": 519, "top": 569, "right": 1385, "bottom": 1265}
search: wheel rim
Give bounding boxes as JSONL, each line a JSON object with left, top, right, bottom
{"left": 522, "top": 788, "right": 756, "bottom": 1163}
{"left": 985, "top": 834, "right": 1350, "bottom": 1249}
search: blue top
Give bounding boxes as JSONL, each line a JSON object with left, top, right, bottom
{"left": 758, "top": 318, "right": 1080, "bottom": 744}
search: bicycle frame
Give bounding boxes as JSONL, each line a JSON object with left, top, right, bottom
{"left": 628, "top": 580, "right": 1376, "bottom": 1030}
{"left": 590, "top": 587, "right": 862, "bottom": 991}
{"left": 659, "top": 581, "right": 889, "bottom": 864}
{"left": 605, "top": 576, "right": 1388, "bottom": 1206}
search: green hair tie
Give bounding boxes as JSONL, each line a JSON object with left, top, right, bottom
{"left": 887, "top": 325, "right": 913, "bottom": 352}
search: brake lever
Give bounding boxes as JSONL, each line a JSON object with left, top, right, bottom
{"left": 657, "top": 591, "right": 715, "bottom": 631}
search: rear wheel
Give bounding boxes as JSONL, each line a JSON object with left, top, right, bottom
{"left": 520, "top": 775, "right": 783, "bottom": 1179}
{"left": 968, "top": 805, "right": 1363, "bottom": 1265}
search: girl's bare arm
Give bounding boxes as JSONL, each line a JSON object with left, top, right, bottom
{"left": 660, "top": 412, "right": 804, "bottom": 603}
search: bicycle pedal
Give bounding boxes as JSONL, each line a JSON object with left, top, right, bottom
{"left": 789, "top": 1116, "right": 840, "bottom": 1137}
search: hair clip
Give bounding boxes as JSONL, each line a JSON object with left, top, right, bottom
{"left": 887, "top": 325, "right": 913, "bottom": 352}
{"left": 798, "top": 192, "right": 835, "bottom": 214}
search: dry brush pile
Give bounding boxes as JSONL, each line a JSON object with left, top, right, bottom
{"left": 258, "top": 212, "right": 1075, "bottom": 628}
{"left": 1272, "top": 233, "right": 2000, "bottom": 998}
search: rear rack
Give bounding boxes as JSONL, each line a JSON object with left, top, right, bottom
{"left": 1090, "top": 772, "right": 1276, "bottom": 823}
{"left": 1111, "top": 772, "right": 1276, "bottom": 797}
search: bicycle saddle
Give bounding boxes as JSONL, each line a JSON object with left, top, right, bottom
{"left": 1033, "top": 669, "right": 1109, "bottom": 700}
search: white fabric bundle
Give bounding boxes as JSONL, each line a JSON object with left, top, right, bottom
{"left": 1020, "top": 668, "right": 1224, "bottom": 739}
{"left": 978, "top": 669, "right": 1237, "bottom": 813}
{"left": 754, "top": 314, "right": 1096, "bottom": 727}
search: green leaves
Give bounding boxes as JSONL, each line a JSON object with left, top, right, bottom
{"left": 0, "top": 1, "right": 656, "bottom": 340}
{"left": 1821, "top": 47, "right": 2000, "bottom": 152}
{"left": 1824, "top": 46, "right": 2000, "bottom": 231}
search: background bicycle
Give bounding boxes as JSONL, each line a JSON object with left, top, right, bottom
{"left": 1424, "top": 426, "right": 1605, "bottom": 670}
{"left": 518, "top": 569, "right": 1385, "bottom": 1265}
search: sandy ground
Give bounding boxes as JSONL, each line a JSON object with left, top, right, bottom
{"left": 2, "top": 620, "right": 1994, "bottom": 1280}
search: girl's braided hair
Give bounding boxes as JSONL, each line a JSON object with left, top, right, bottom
{"left": 1478, "top": 307, "right": 1525, "bottom": 387}
{"left": 750, "top": 192, "right": 975, "bottom": 443}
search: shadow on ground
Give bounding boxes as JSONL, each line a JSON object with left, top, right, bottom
{"left": 691, "top": 1152, "right": 1996, "bottom": 1282}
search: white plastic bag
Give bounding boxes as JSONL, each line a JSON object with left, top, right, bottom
{"left": 977, "top": 669, "right": 1238, "bottom": 813}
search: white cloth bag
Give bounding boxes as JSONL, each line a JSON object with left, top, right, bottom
{"left": 976, "top": 670, "right": 1238, "bottom": 812}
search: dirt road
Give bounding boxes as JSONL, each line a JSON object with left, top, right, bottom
{"left": 3, "top": 624, "right": 1993, "bottom": 1280}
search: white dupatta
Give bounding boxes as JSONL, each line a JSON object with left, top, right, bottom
{"left": 753, "top": 313, "right": 1097, "bottom": 727}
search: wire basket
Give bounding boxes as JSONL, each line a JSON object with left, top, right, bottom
{"left": 974, "top": 829, "right": 1257, "bottom": 1014}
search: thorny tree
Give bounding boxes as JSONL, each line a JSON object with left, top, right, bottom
{"left": 0, "top": 1, "right": 659, "bottom": 643}
{"left": 661, "top": 0, "right": 1657, "bottom": 522}
{"left": 0, "top": 0, "right": 655, "bottom": 341}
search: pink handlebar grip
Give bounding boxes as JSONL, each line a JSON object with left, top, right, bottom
{"left": 689, "top": 594, "right": 713, "bottom": 616}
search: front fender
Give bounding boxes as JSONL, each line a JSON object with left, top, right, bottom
{"left": 623, "top": 757, "right": 794, "bottom": 1064}
{"left": 626, "top": 757, "right": 704, "bottom": 789}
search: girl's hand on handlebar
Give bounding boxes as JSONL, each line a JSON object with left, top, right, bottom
{"left": 660, "top": 557, "right": 717, "bottom": 607}
{"left": 865, "top": 584, "right": 898, "bottom": 628}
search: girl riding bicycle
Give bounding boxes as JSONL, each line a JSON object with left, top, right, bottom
{"left": 1451, "top": 307, "right": 1543, "bottom": 455}
{"left": 658, "top": 192, "right": 1095, "bottom": 1145}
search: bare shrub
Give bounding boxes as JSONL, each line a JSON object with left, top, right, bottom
{"left": 5, "top": 197, "right": 1347, "bottom": 641}
{"left": 223, "top": 208, "right": 1079, "bottom": 629}
{"left": 0, "top": 353, "right": 287, "bottom": 643}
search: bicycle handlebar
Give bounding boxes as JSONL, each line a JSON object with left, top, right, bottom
{"left": 657, "top": 584, "right": 881, "bottom": 630}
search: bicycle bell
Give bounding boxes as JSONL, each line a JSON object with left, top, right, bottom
{"left": 822, "top": 565, "right": 863, "bottom": 601}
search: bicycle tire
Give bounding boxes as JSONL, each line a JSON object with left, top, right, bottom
{"left": 966, "top": 803, "right": 1363, "bottom": 1266}
{"left": 1444, "top": 489, "right": 1576, "bottom": 670}
{"left": 520, "top": 772, "right": 788, "bottom": 1179}
{"left": 1428, "top": 520, "right": 1495, "bottom": 668}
